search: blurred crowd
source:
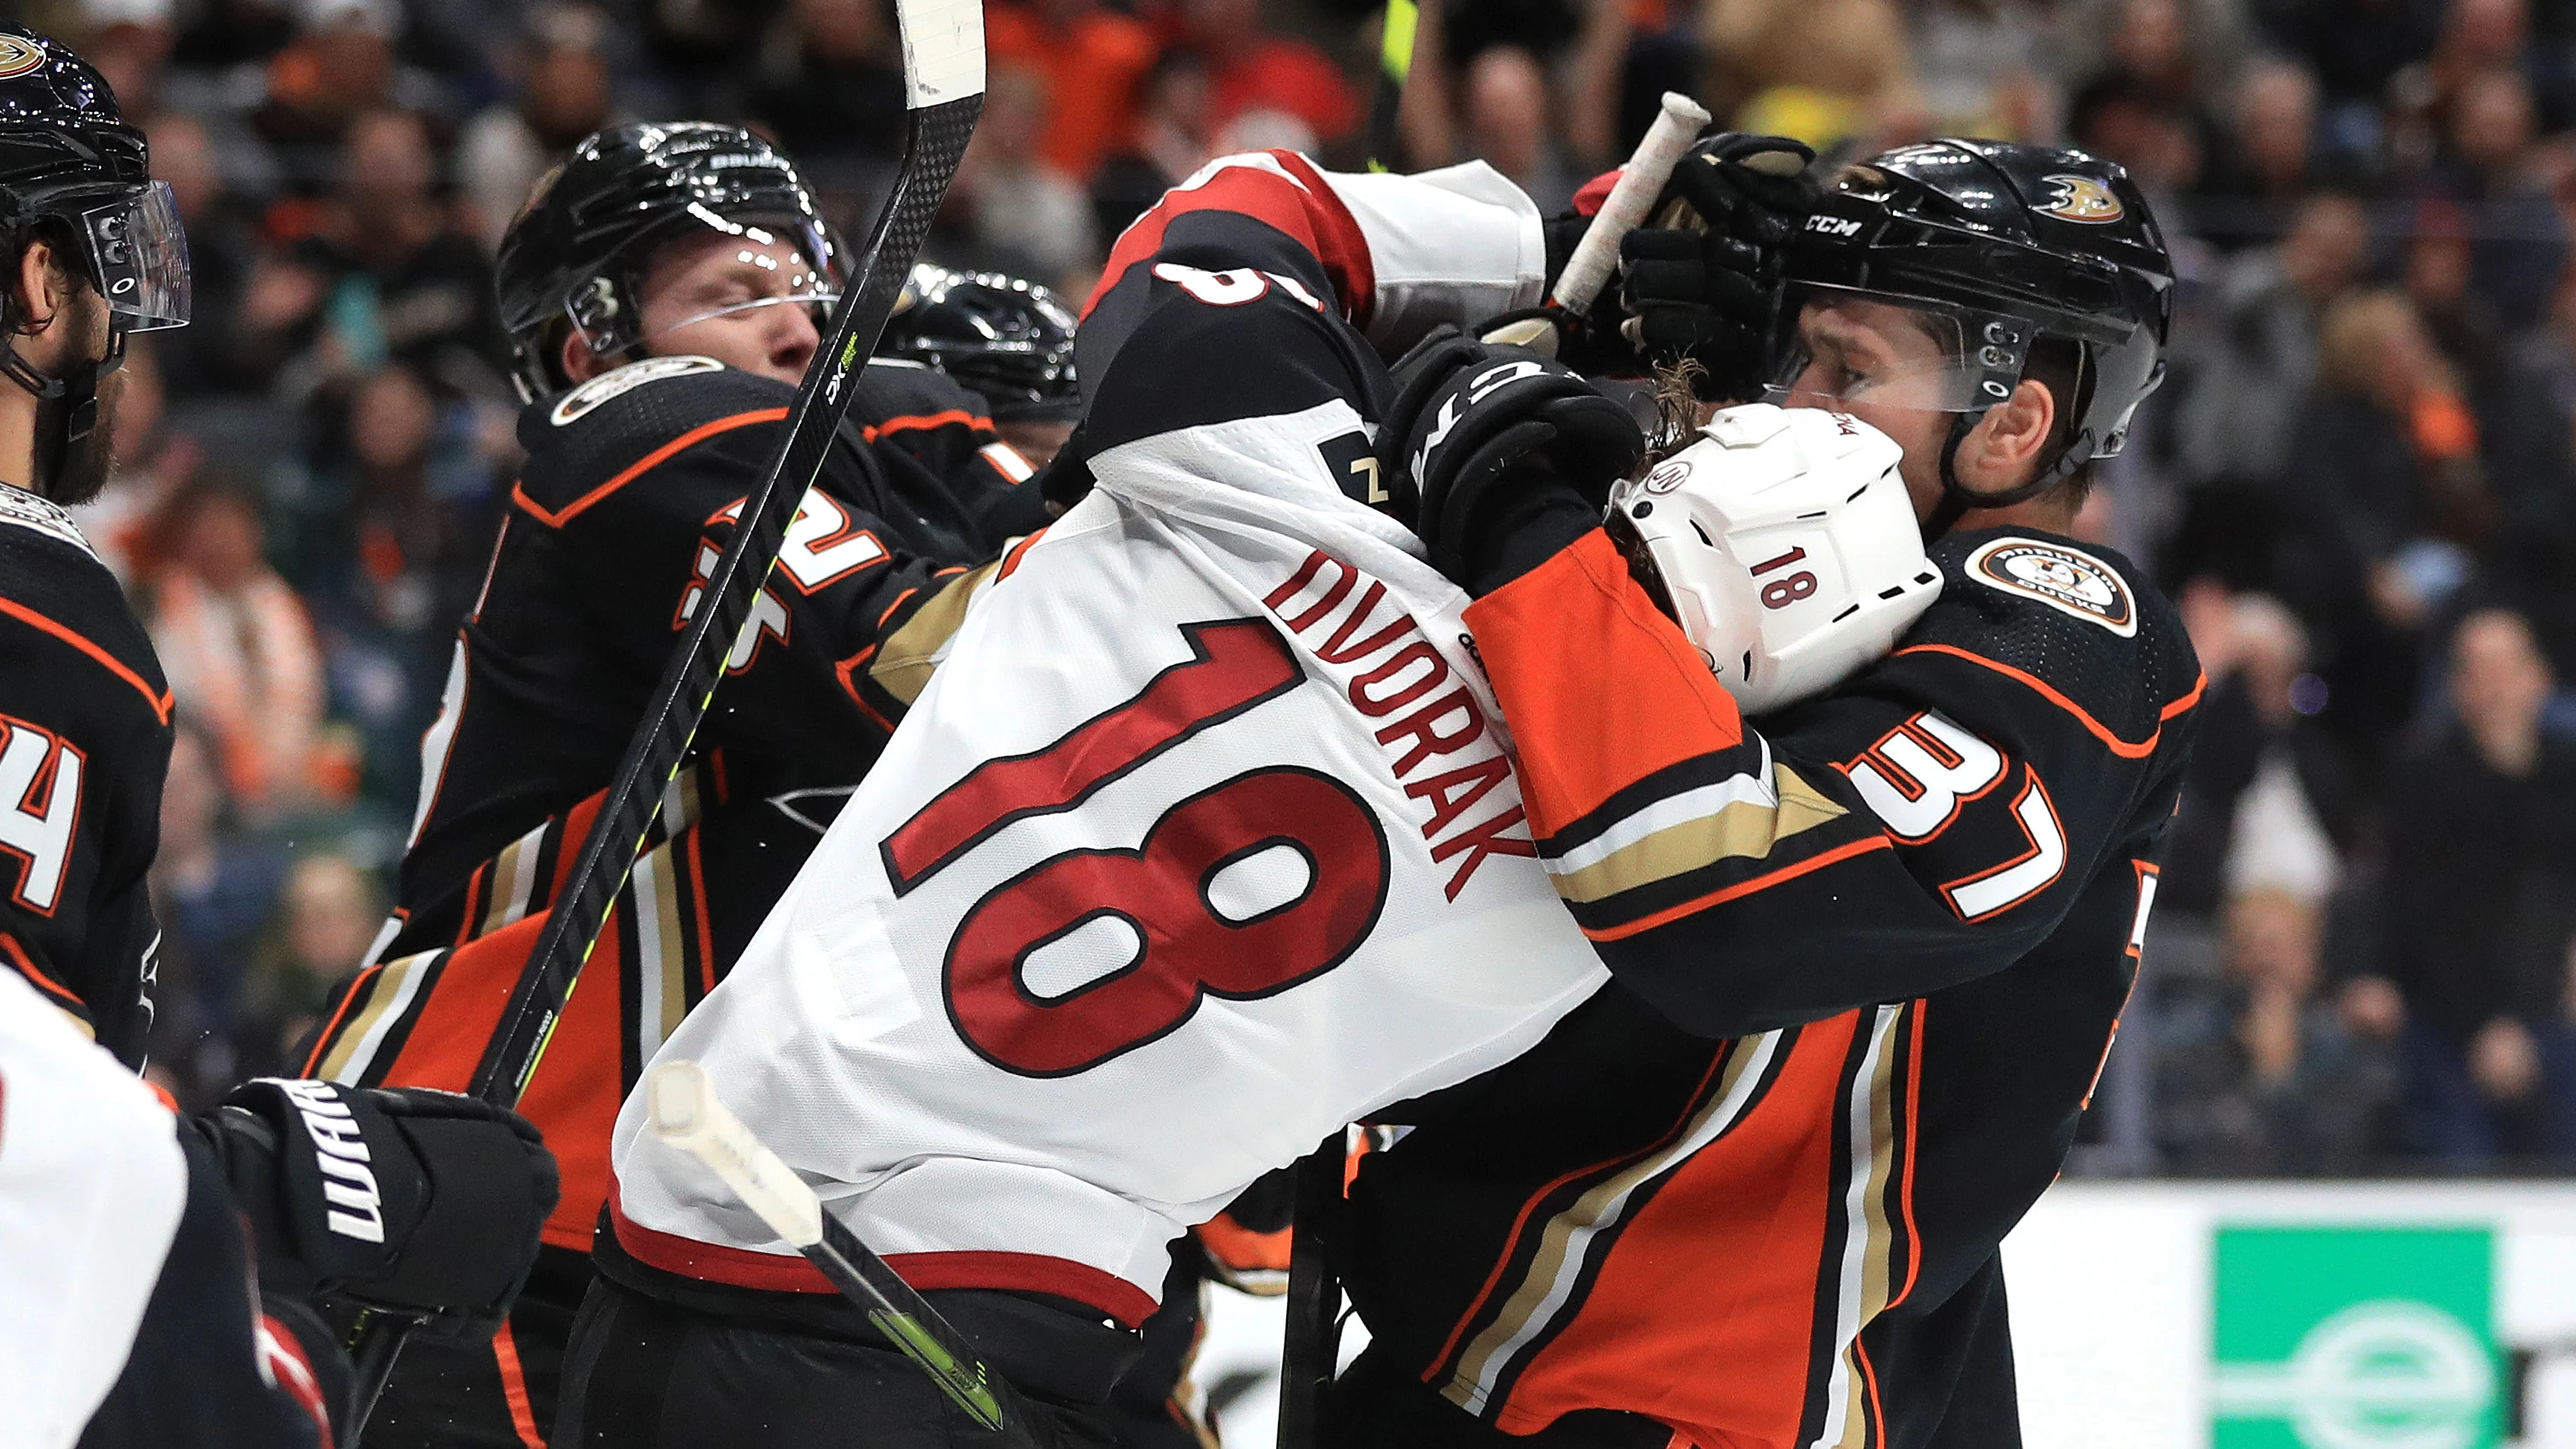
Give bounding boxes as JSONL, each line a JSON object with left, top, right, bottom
{"left": 40, "top": 0, "right": 2576, "bottom": 1174}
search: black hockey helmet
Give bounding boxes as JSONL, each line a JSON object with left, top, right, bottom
{"left": 496, "top": 121, "right": 841, "bottom": 400}
{"left": 0, "top": 30, "right": 189, "bottom": 496}
{"left": 881, "top": 263, "right": 1079, "bottom": 422}
{"left": 1767, "top": 138, "right": 2173, "bottom": 526}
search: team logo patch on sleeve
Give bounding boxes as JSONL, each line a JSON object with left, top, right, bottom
{"left": 550, "top": 354, "right": 726, "bottom": 427}
{"left": 1964, "top": 536, "right": 2136, "bottom": 636}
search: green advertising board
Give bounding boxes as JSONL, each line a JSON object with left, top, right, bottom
{"left": 2211, "top": 1226, "right": 2498, "bottom": 1449}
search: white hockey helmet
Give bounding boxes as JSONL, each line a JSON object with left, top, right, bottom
{"left": 1605, "top": 403, "right": 1944, "bottom": 714}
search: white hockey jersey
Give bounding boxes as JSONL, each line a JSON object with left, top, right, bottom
{"left": 609, "top": 153, "right": 1612, "bottom": 1323}
{"left": 0, "top": 966, "right": 186, "bottom": 1449}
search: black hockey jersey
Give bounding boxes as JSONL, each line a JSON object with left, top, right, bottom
{"left": 0, "top": 481, "right": 170, "bottom": 1069}
{"left": 1338, "top": 525, "right": 2203, "bottom": 1449}
{"left": 305, "top": 356, "right": 1044, "bottom": 1253}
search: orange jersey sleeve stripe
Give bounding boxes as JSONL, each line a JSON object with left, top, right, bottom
{"left": 512, "top": 408, "right": 789, "bottom": 527}
{"left": 1464, "top": 531, "right": 1746, "bottom": 839}
{"left": 0, "top": 597, "right": 173, "bottom": 723}
{"left": 862, "top": 408, "right": 994, "bottom": 441}
{"left": 1890, "top": 643, "right": 2197, "bottom": 760}
{"left": 1582, "top": 835, "right": 1896, "bottom": 944}
{"left": 0, "top": 929, "right": 84, "bottom": 1010}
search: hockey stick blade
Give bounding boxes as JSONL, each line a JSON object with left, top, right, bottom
{"left": 646, "top": 1062, "right": 1035, "bottom": 1444}
{"left": 338, "top": 3, "right": 985, "bottom": 1440}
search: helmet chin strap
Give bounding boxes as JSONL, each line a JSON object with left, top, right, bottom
{"left": 0, "top": 324, "right": 119, "bottom": 500}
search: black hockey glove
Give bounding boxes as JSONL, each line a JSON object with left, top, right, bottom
{"left": 1618, "top": 133, "right": 1817, "bottom": 402}
{"left": 1380, "top": 326, "right": 1644, "bottom": 592}
{"left": 212, "top": 1079, "right": 559, "bottom": 1340}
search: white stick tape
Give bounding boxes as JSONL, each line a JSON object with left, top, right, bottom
{"left": 1550, "top": 91, "right": 1714, "bottom": 317}
{"left": 894, "top": 0, "right": 986, "bottom": 108}
{"left": 647, "top": 1059, "right": 825, "bottom": 1249}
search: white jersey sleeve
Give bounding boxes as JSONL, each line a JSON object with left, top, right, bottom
{"left": 0, "top": 966, "right": 186, "bottom": 1449}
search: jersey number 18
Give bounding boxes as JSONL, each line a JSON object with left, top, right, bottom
{"left": 881, "top": 620, "right": 1391, "bottom": 1076}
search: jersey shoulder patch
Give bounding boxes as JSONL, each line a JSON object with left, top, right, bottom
{"left": 0, "top": 483, "right": 97, "bottom": 562}
{"left": 548, "top": 354, "right": 728, "bottom": 427}
{"left": 515, "top": 362, "right": 794, "bottom": 526}
{"left": 1961, "top": 535, "right": 2136, "bottom": 637}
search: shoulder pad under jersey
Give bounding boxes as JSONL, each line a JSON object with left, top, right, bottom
{"left": 1904, "top": 528, "right": 2201, "bottom": 749}
{"left": 514, "top": 356, "right": 797, "bottom": 524}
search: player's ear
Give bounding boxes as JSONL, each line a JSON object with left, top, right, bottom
{"left": 559, "top": 327, "right": 601, "bottom": 386}
{"left": 12, "top": 236, "right": 59, "bottom": 337}
{"left": 1956, "top": 378, "right": 2057, "bottom": 492}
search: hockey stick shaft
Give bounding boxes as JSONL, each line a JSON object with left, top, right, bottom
{"left": 338, "top": 4, "right": 985, "bottom": 1438}
{"left": 1549, "top": 91, "right": 1710, "bottom": 317}
{"left": 646, "top": 1062, "right": 1038, "bottom": 1444}
{"left": 1275, "top": 1132, "right": 1350, "bottom": 1449}
{"left": 1362, "top": 0, "right": 1423, "bottom": 173}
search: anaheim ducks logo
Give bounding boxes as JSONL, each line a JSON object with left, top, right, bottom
{"left": 2036, "top": 174, "right": 2125, "bottom": 225}
{"left": 0, "top": 35, "right": 47, "bottom": 81}
{"left": 1966, "top": 536, "right": 2136, "bottom": 636}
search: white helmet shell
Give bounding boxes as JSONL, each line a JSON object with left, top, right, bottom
{"left": 1607, "top": 403, "right": 1944, "bottom": 714}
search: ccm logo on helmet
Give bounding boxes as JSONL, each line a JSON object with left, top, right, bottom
{"left": 1965, "top": 537, "right": 2136, "bottom": 636}
{"left": 271, "top": 1078, "right": 388, "bottom": 1243}
{"left": 2036, "top": 174, "right": 2125, "bottom": 224}
{"left": 1804, "top": 215, "right": 1862, "bottom": 239}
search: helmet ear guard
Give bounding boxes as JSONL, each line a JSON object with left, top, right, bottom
{"left": 1606, "top": 403, "right": 1943, "bottom": 715}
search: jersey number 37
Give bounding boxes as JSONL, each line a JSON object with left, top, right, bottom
{"left": 880, "top": 620, "right": 1391, "bottom": 1077}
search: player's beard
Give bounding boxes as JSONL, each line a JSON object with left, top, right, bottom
{"left": 39, "top": 358, "right": 121, "bottom": 506}
{"left": 34, "top": 294, "right": 123, "bottom": 507}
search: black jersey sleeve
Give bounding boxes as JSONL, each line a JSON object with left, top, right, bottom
{"left": 503, "top": 362, "right": 1034, "bottom": 770}
{"left": 1462, "top": 524, "right": 2204, "bottom": 1038}
{"left": 0, "top": 490, "right": 173, "bottom": 1068}
{"left": 852, "top": 357, "right": 1050, "bottom": 540}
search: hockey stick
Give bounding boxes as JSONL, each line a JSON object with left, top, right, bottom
{"left": 337, "top": 2, "right": 985, "bottom": 1438}
{"left": 1362, "top": 0, "right": 1424, "bottom": 174}
{"left": 1549, "top": 91, "right": 1711, "bottom": 318}
{"left": 1275, "top": 1132, "right": 1350, "bottom": 1449}
{"left": 646, "top": 1062, "right": 1040, "bottom": 1445}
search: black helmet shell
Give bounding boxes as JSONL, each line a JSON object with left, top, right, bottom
{"left": 496, "top": 121, "right": 839, "bottom": 398}
{"left": 1788, "top": 138, "right": 2174, "bottom": 477}
{"left": 880, "top": 264, "right": 1079, "bottom": 422}
{"left": 0, "top": 31, "right": 150, "bottom": 239}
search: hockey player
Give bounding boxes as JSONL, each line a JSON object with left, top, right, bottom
{"left": 1326, "top": 141, "right": 2200, "bottom": 1449}
{"left": 297, "top": 121, "right": 1049, "bottom": 1448}
{"left": 0, "top": 27, "right": 558, "bottom": 1447}
{"left": 883, "top": 264, "right": 1083, "bottom": 468}
{"left": 4, "top": 967, "right": 559, "bottom": 1449}
{"left": 566, "top": 142, "right": 1920, "bottom": 1447}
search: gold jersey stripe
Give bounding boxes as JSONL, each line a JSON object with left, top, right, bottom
{"left": 871, "top": 562, "right": 1003, "bottom": 706}
{"left": 1546, "top": 766, "right": 1847, "bottom": 905}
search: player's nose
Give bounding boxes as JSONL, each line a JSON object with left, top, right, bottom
{"left": 773, "top": 303, "right": 820, "bottom": 376}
